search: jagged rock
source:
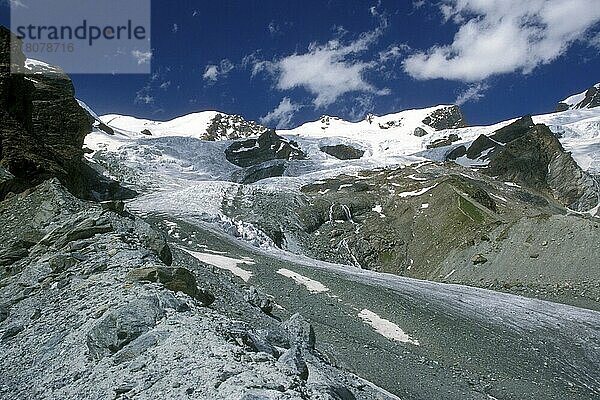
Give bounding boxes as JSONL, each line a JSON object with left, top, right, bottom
{"left": 140, "top": 129, "right": 152, "bottom": 136}
{"left": 0, "top": 240, "right": 32, "bottom": 266}
{"left": 225, "top": 129, "right": 306, "bottom": 168}
{"left": 237, "top": 162, "right": 287, "bottom": 184}
{"left": 86, "top": 298, "right": 164, "bottom": 360}
{"left": 112, "top": 331, "right": 167, "bottom": 365}
{"left": 126, "top": 266, "right": 214, "bottom": 305}
{"left": 465, "top": 135, "right": 497, "bottom": 160}
{"left": 205, "top": 113, "right": 268, "bottom": 140}
{"left": 413, "top": 127, "right": 429, "bottom": 137}
{"left": 133, "top": 219, "right": 173, "bottom": 265}
{"left": 426, "top": 133, "right": 461, "bottom": 149}
{"left": 490, "top": 115, "right": 535, "bottom": 144}
{"left": 245, "top": 286, "right": 273, "bottom": 314}
{"left": 320, "top": 145, "right": 365, "bottom": 160}
{"left": 281, "top": 313, "right": 316, "bottom": 351}
{"left": 0, "top": 27, "right": 90, "bottom": 198}
{"left": 279, "top": 346, "right": 309, "bottom": 380}
{"left": 422, "top": 105, "right": 467, "bottom": 130}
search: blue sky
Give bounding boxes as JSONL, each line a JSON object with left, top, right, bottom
{"left": 2, "top": 0, "right": 600, "bottom": 126}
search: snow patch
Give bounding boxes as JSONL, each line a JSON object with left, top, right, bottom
{"left": 276, "top": 268, "right": 329, "bottom": 293}
{"left": 185, "top": 250, "right": 254, "bottom": 282}
{"left": 398, "top": 184, "right": 438, "bottom": 198}
{"left": 358, "top": 309, "right": 420, "bottom": 345}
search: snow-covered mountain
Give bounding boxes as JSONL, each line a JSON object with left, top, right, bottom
{"left": 556, "top": 83, "right": 600, "bottom": 111}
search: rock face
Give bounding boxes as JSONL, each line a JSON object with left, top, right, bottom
{"left": 422, "top": 105, "right": 467, "bottom": 130}
{"left": 225, "top": 129, "right": 306, "bottom": 168}
{"left": 320, "top": 144, "right": 365, "bottom": 160}
{"left": 556, "top": 83, "right": 600, "bottom": 111}
{"left": 0, "top": 27, "right": 132, "bottom": 201}
{"left": 0, "top": 27, "right": 90, "bottom": 198}
{"left": 487, "top": 124, "right": 599, "bottom": 211}
{"left": 0, "top": 179, "right": 391, "bottom": 400}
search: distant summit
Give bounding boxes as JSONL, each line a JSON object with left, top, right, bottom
{"left": 556, "top": 83, "right": 600, "bottom": 111}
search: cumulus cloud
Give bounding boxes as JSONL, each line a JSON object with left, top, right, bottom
{"left": 404, "top": 0, "right": 600, "bottom": 81}
{"left": 203, "top": 59, "right": 235, "bottom": 82}
{"left": 252, "top": 27, "right": 390, "bottom": 108}
{"left": 455, "top": 82, "right": 489, "bottom": 105}
{"left": 260, "top": 97, "right": 302, "bottom": 128}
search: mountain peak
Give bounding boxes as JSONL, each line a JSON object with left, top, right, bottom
{"left": 556, "top": 83, "right": 600, "bottom": 111}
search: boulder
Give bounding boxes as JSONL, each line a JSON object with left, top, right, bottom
{"left": 86, "top": 298, "right": 164, "bottom": 360}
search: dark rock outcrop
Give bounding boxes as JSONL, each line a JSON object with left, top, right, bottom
{"left": 320, "top": 144, "right": 365, "bottom": 160}
{"left": 225, "top": 129, "right": 305, "bottom": 168}
{"left": 0, "top": 27, "right": 90, "bottom": 198}
{"left": 487, "top": 124, "right": 598, "bottom": 211}
{"left": 422, "top": 105, "right": 467, "bottom": 130}
{"left": 489, "top": 115, "right": 535, "bottom": 144}
{"left": 0, "top": 26, "right": 134, "bottom": 201}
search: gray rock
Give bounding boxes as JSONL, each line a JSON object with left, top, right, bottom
{"left": 245, "top": 286, "right": 273, "bottom": 314}
{"left": 471, "top": 254, "right": 488, "bottom": 265}
{"left": 86, "top": 298, "right": 163, "bottom": 360}
{"left": 0, "top": 304, "right": 9, "bottom": 323}
{"left": 282, "top": 313, "right": 316, "bottom": 351}
{"left": 279, "top": 346, "right": 308, "bottom": 380}
{"left": 1, "top": 324, "right": 24, "bottom": 341}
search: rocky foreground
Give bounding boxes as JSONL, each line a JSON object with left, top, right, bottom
{"left": 0, "top": 180, "right": 396, "bottom": 400}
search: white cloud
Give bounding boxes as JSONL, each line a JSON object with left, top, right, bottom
{"left": 404, "top": 0, "right": 600, "bottom": 81}
{"left": 202, "top": 59, "right": 235, "bottom": 82}
{"left": 252, "top": 27, "right": 390, "bottom": 108}
{"left": 260, "top": 97, "right": 302, "bottom": 128}
{"left": 131, "top": 50, "right": 152, "bottom": 65}
{"left": 455, "top": 82, "right": 489, "bottom": 105}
